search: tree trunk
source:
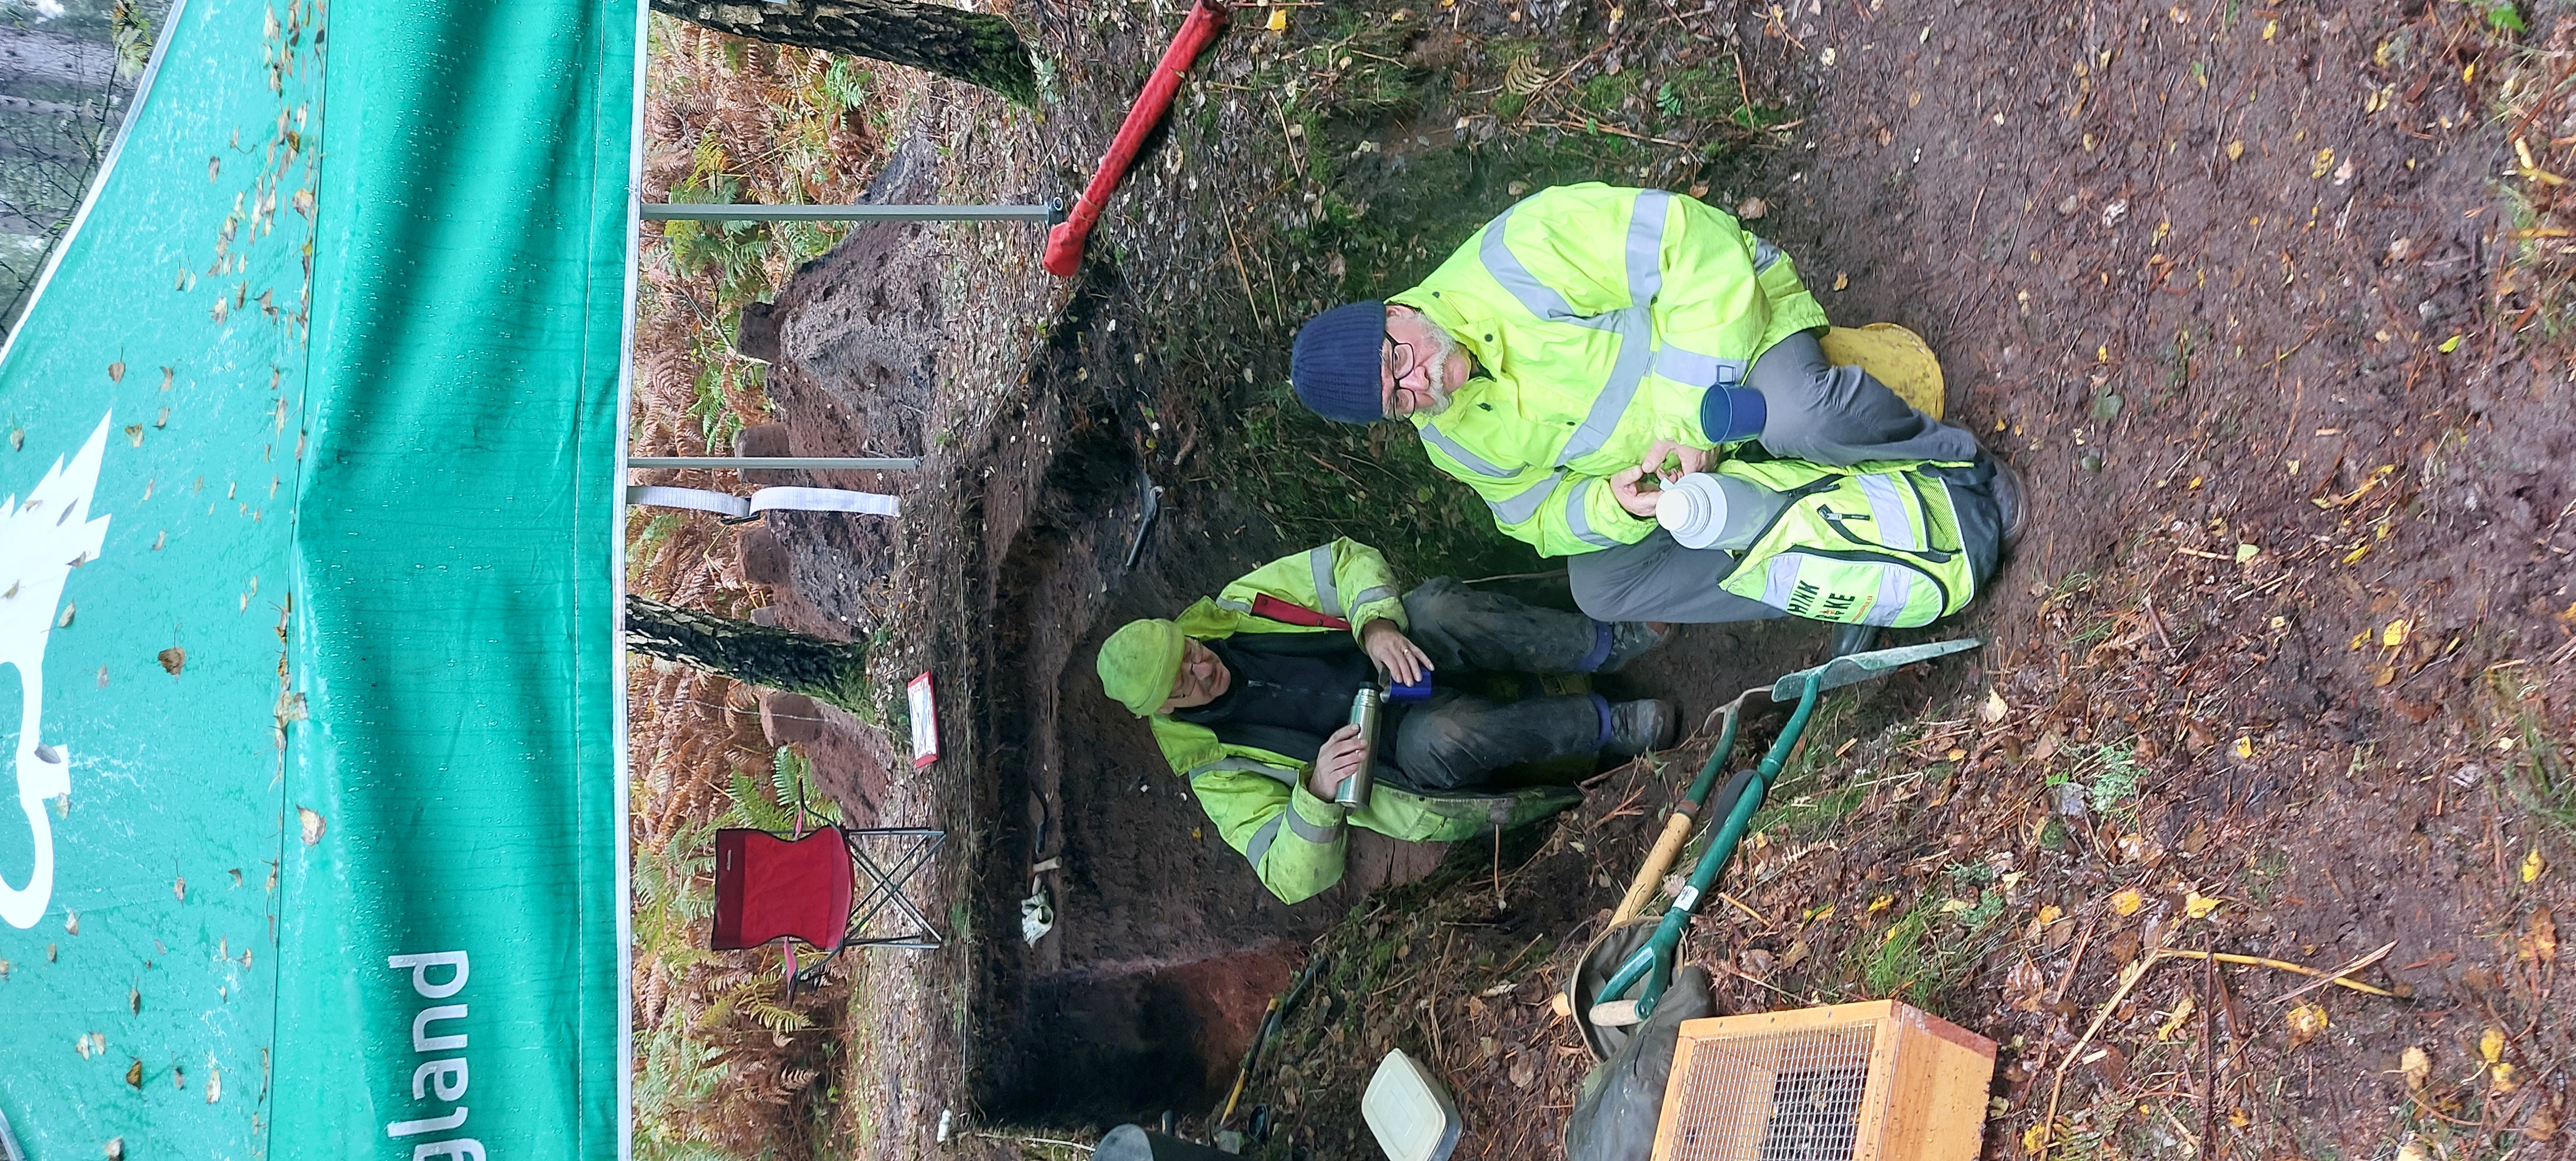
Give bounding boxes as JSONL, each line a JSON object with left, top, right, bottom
{"left": 650, "top": 0, "right": 1036, "bottom": 105}
{"left": 625, "top": 594, "right": 876, "bottom": 715}
{"left": 0, "top": 28, "right": 116, "bottom": 91}
{"left": 0, "top": 94, "right": 81, "bottom": 119}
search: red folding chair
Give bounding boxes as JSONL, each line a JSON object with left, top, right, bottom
{"left": 711, "top": 825, "right": 946, "bottom": 989}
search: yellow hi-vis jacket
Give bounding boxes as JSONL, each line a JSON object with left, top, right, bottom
{"left": 1391, "top": 183, "right": 1831, "bottom": 557}
{"left": 1143, "top": 539, "right": 1579, "bottom": 904}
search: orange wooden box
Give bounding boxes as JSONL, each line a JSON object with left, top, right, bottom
{"left": 1651, "top": 999, "right": 1997, "bottom": 1161}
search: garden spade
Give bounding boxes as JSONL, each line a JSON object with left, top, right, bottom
{"left": 1576, "top": 637, "right": 1981, "bottom": 1036}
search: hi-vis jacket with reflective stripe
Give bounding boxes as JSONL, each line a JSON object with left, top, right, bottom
{"left": 1391, "top": 183, "right": 1831, "bottom": 557}
{"left": 1145, "top": 539, "right": 1582, "bottom": 904}
{"left": 1713, "top": 456, "right": 1980, "bottom": 627}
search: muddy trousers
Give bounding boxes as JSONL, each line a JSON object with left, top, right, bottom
{"left": 1387, "top": 577, "right": 1619, "bottom": 791}
{"left": 1563, "top": 460, "right": 2009, "bottom": 624}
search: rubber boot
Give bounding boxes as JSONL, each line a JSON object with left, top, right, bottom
{"left": 1600, "top": 621, "right": 1675, "bottom": 672}
{"left": 1828, "top": 622, "right": 1880, "bottom": 659}
{"left": 1604, "top": 699, "right": 1677, "bottom": 756}
{"left": 1992, "top": 456, "right": 2028, "bottom": 552}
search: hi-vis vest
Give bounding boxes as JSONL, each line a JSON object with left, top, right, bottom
{"left": 1714, "top": 458, "right": 1979, "bottom": 628}
{"left": 1146, "top": 539, "right": 1582, "bottom": 904}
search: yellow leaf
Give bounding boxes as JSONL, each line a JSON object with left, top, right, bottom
{"left": 1833, "top": 272, "right": 1850, "bottom": 291}
{"left": 2037, "top": 904, "right": 2063, "bottom": 925}
{"left": 2235, "top": 542, "right": 2260, "bottom": 562}
{"left": 2382, "top": 619, "right": 2410, "bottom": 648}
{"left": 2262, "top": 19, "right": 2275, "bottom": 39}
{"left": 2523, "top": 848, "right": 2545, "bottom": 882}
{"left": 2439, "top": 334, "right": 2463, "bottom": 353}
{"left": 2226, "top": 139, "right": 2244, "bottom": 160}
{"left": 2401, "top": 1046, "right": 2431, "bottom": 1091}
{"left": 2159, "top": 995, "right": 2197, "bottom": 1039}
{"left": 2397, "top": 1138, "right": 2428, "bottom": 1161}
{"left": 1266, "top": 6, "right": 1287, "bottom": 30}
{"left": 2492, "top": 1061, "right": 2518, "bottom": 1091}
{"left": 2311, "top": 148, "right": 2335, "bottom": 178}
{"left": 2184, "top": 891, "right": 2222, "bottom": 919}
{"left": 2481, "top": 1027, "right": 2505, "bottom": 1064}
{"left": 2110, "top": 888, "right": 2143, "bottom": 916}
{"left": 2287, "top": 1001, "right": 2328, "bottom": 1047}
{"left": 2021, "top": 1120, "right": 2052, "bottom": 1153}
{"left": 1868, "top": 894, "right": 1895, "bottom": 914}
{"left": 2234, "top": 736, "right": 2255, "bottom": 760}
{"left": 2349, "top": 632, "right": 2370, "bottom": 650}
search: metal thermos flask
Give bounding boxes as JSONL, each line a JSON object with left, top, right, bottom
{"left": 1335, "top": 687, "right": 1381, "bottom": 809}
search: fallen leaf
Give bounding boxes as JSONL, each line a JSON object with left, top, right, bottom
{"left": 125, "top": 1060, "right": 142, "bottom": 1088}
{"left": 1982, "top": 689, "right": 2009, "bottom": 723}
{"left": 2531, "top": 908, "right": 2557, "bottom": 964}
{"left": 2383, "top": 619, "right": 2411, "bottom": 648}
{"left": 2482, "top": 1027, "right": 2505, "bottom": 1064}
{"left": 108, "top": 361, "right": 124, "bottom": 382}
{"left": 159, "top": 647, "right": 186, "bottom": 675}
{"left": 2235, "top": 542, "right": 2260, "bottom": 563}
{"left": 2439, "top": 334, "right": 2463, "bottom": 353}
{"left": 2311, "top": 148, "right": 2336, "bottom": 178}
{"left": 2110, "top": 887, "right": 2143, "bottom": 916}
{"left": 2234, "top": 736, "right": 2255, "bottom": 760}
{"left": 2021, "top": 1121, "right": 2052, "bottom": 1153}
{"left": 2523, "top": 848, "right": 2545, "bottom": 882}
{"left": 1508, "top": 1055, "right": 1535, "bottom": 1088}
{"left": 1833, "top": 272, "right": 1849, "bottom": 291}
{"left": 2286, "top": 1001, "right": 2329, "bottom": 1047}
{"left": 2402, "top": 1046, "right": 2431, "bottom": 1091}
{"left": 106, "top": 1137, "right": 124, "bottom": 1161}
{"left": 2226, "top": 139, "right": 2245, "bottom": 160}
{"left": 297, "top": 806, "right": 325, "bottom": 845}
{"left": 1265, "top": 7, "right": 1286, "bottom": 29}
{"left": 2184, "top": 891, "right": 2222, "bottom": 919}
{"left": 2396, "top": 1137, "right": 2427, "bottom": 1161}
{"left": 2494, "top": 1061, "right": 2519, "bottom": 1092}
{"left": 1736, "top": 197, "right": 1769, "bottom": 220}
{"left": 2159, "top": 995, "right": 2197, "bottom": 1039}
{"left": 1868, "top": 894, "right": 1894, "bottom": 914}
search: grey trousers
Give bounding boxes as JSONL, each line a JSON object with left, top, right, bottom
{"left": 1744, "top": 330, "right": 1985, "bottom": 466}
{"left": 1567, "top": 461, "right": 2007, "bottom": 624}
{"left": 1387, "top": 577, "right": 1611, "bottom": 791}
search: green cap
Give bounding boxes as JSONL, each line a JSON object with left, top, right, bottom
{"left": 1097, "top": 618, "right": 1188, "bottom": 717}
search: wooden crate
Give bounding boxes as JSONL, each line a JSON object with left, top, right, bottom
{"left": 1651, "top": 999, "right": 1996, "bottom": 1161}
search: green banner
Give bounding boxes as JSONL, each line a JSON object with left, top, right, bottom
{"left": 0, "top": 0, "right": 636, "bottom": 1155}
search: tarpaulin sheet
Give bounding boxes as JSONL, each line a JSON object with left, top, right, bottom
{"left": 0, "top": 0, "right": 637, "bottom": 1155}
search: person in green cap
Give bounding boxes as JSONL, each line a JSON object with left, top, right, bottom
{"left": 1096, "top": 537, "right": 1676, "bottom": 904}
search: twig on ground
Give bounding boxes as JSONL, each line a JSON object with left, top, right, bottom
{"left": 2160, "top": 949, "right": 2398, "bottom": 998}
{"left": 2268, "top": 940, "right": 2398, "bottom": 1004}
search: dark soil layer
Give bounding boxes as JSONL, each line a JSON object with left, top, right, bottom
{"left": 745, "top": 0, "right": 2576, "bottom": 1155}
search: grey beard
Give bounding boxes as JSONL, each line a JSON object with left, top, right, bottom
{"left": 1411, "top": 316, "right": 1462, "bottom": 416}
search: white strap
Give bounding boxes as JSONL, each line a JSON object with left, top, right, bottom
{"left": 627, "top": 485, "right": 900, "bottom": 518}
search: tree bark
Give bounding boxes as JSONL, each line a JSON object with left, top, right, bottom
{"left": 651, "top": 0, "right": 1036, "bottom": 105}
{"left": 625, "top": 594, "right": 876, "bottom": 715}
{"left": 0, "top": 28, "right": 116, "bottom": 92}
{"left": 0, "top": 94, "right": 81, "bottom": 119}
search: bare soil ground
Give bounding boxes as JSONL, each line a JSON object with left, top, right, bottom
{"left": 732, "top": 0, "right": 2576, "bottom": 1157}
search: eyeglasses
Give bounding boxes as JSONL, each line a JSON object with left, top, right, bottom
{"left": 1383, "top": 338, "right": 1427, "bottom": 414}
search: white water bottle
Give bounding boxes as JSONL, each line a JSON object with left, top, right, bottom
{"left": 1655, "top": 471, "right": 1786, "bottom": 551}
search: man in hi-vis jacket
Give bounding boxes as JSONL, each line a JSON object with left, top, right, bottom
{"left": 1094, "top": 538, "right": 1673, "bottom": 904}
{"left": 1287, "top": 183, "right": 2021, "bottom": 632}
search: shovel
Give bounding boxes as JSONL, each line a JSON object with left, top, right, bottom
{"left": 1583, "top": 638, "right": 1980, "bottom": 1030}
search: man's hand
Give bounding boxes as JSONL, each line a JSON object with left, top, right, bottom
{"left": 1307, "top": 724, "right": 1367, "bottom": 799}
{"left": 1360, "top": 618, "right": 1434, "bottom": 685}
{"left": 1609, "top": 465, "right": 1662, "bottom": 518}
{"left": 1638, "top": 438, "right": 1714, "bottom": 482}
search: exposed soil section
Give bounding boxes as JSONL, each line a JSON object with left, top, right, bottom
{"left": 734, "top": 0, "right": 2576, "bottom": 1156}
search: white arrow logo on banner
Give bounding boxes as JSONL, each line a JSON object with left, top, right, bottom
{"left": 1, "top": 413, "right": 113, "bottom": 929}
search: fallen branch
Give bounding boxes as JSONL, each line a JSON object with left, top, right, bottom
{"left": 2160, "top": 949, "right": 2398, "bottom": 998}
{"left": 2268, "top": 940, "right": 2398, "bottom": 1004}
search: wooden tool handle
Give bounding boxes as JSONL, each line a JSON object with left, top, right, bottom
{"left": 1611, "top": 810, "right": 1694, "bottom": 925}
{"left": 1588, "top": 1000, "right": 1644, "bottom": 1027}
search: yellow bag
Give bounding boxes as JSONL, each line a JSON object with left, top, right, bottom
{"left": 1821, "top": 323, "right": 1944, "bottom": 419}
